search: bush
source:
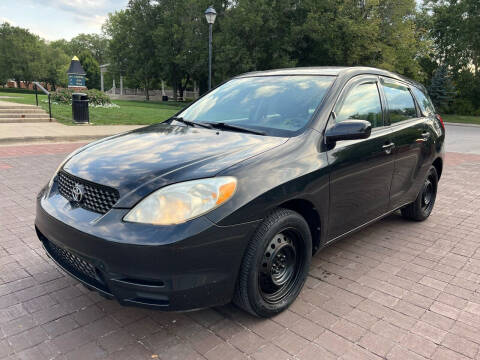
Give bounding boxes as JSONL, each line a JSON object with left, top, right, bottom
{"left": 0, "top": 87, "right": 37, "bottom": 94}
{"left": 51, "top": 88, "right": 112, "bottom": 106}
{"left": 85, "top": 89, "right": 112, "bottom": 106}
{"left": 51, "top": 89, "right": 74, "bottom": 104}
{"left": 449, "top": 98, "right": 476, "bottom": 116}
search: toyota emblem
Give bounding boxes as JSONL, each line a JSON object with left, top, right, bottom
{"left": 72, "top": 184, "right": 85, "bottom": 203}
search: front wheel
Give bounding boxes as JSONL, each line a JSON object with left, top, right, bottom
{"left": 401, "top": 165, "right": 438, "bottom": 221}
{"left": 233, "top": 208, "right": 312, "bottom": 317}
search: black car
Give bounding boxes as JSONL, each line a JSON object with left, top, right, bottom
{"left": 35, "top": 67, "right": 445, "bottom": 317}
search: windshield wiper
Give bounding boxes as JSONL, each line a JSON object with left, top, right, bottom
{"left": 204, "top": 122, "right": 266, "bottom": 135}
{"left": 171, "top": 117, "right": 213, "bottom": 129}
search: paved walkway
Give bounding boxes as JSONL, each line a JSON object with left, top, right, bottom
{"left": 0, "top": 141, "right": 479, "bottom": 359}
{"left": 0, "top": 123, "right": 144, "bottom": 145}
{"left": 0, "top": 100, "right": 36, "bottom": 106}
{"left": 0, "top": 100, "right": 143, "bottom": 144}
{"left": 445, "top": 124, "right": 480, "bottom": 155}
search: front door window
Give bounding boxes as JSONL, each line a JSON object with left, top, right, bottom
{"left": 335, "top": 82, "right": 383, "bottom": 128}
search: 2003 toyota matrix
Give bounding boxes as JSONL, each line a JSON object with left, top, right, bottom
{"left": 35, "top": 67, "right": 445, "bottom": 317}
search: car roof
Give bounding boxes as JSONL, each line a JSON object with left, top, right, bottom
{"left": 236, "top": 67, "right": 347, "bottom": 77}
{"left": 236, "top": 66, "right": 426, "bottom": 91}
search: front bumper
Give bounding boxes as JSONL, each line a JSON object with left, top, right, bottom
{"left": 35, "top": 188, "right": 259, "bottom": 311}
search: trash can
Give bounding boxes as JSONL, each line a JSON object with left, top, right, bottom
{"left": 162, "top": 95, "right": 168, "bottom": 102}
{"left": 72, "top": 93, "right": 89, "bottom": 124}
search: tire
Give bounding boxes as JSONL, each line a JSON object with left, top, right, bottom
{"left": 401, "top": 165, "right": 438, "bottom": 221}
{"left": 233, "top": 208, "right": 312, "bottom": 317}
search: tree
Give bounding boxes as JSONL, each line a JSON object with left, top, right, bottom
{"left": 425, "top": 0, "right": 480, "bottom": 75}
{"left": 428, "top": 65, "right": 456, "bottom": 113}
{"left": 51, "top": 34, "right": 109, "bottom": 65}
{"left": 70, "top": 34, "right": 109, "bottom": 64}
{"left": 49, "top": 39, "right": 74, "bottom": 57}
{"left": 376, "top": 0, "right": 425, "bottom": 79}
{"left": 0, "top": 23, "right": 12, "bottom": 84}
{"left": 154, "top": 0, "right": 222, "bottom": 99}
{"left": 423, "top": 0, "right": 480, "bottom": 113}
{"left": 214, "top": 0, "right": 297, "bottom": 81}
{"left": 104, "top": 0, "right": 160, "bottom": 100}
{"left": 40, "top": 44, "right": 69, "bottom": 90}
{"left": 211, "top": 0, "right": 425, "bottom": 84}
{"left": 0, "top": 22, "right": 45, "bottom": 85}
{"left": 78, "top": 50, "right": 101, "bottom": 89}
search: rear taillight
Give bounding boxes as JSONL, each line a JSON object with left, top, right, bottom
{"left": 436, "top": 114, "right": 445, "bottom": 130}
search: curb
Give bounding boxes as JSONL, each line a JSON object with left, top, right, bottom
{"left": 0, "top": 135, "right": 106, "bottom": 145}
{"left": 445, "top": 122, "right": 480, "bottom": 128}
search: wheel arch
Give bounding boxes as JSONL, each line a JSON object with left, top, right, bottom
{"left": 432, "top": 157, "right": 443, "bottom": 180}
{"left": 278, "top": 198, "right": 322, "bottom": 254}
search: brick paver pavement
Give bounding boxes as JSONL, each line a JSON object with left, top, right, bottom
{"left": 1, "top": 142, "right": 480, "bottom": 360}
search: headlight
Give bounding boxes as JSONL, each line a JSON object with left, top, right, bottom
{"left": 47, "top": 158, "right": 67, "bottom": 189}
{"left": 124, "top": 177, "right": 237, "bottom": 225}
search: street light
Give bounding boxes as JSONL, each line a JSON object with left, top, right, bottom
{"left": 205, "top": 5, "right": 217, "bottom": 90}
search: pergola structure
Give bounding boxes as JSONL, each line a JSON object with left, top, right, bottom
{"left": 100, "top": 63, "right": 124, "bottom": 95}
{"left": 99, "top": 64, "right": 196, "bottom": 99}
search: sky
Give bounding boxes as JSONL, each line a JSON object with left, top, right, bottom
{"left": 0, "top": 0, "right": 129, "bottom": 41}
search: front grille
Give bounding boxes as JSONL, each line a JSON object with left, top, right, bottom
{"left": 47, "top": 241, "right": 98, "bottom": 281}
{"left": 57, "top": 171, "right": 119, "bottom": 214}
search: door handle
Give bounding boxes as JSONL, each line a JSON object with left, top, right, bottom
{"left": 382, "top": 142, "right": 395, "bottom": 154}
{"left": 421, "top": 131, "right": 430, "bottom": 138}
{"left": 416, "top": 131, "right": 431, "bottom": 143}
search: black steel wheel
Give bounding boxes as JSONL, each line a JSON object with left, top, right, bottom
{"left": 421, "top": 177, "right": 434, "bottom": 212}
{"left": 258, "top": 230, "right": 305, "bottom": 304}
{"left": 234, "top": 208, "right": 312, "bottom": 317}
{"left": 401, "top": 165, "right": 438, "bottom": 221}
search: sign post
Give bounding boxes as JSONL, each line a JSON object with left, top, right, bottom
{"left": 67, "top": 56, "right": 87, "bottom": 91}
{"left": 68, "top": 74, "right": 86, "bottom": 88}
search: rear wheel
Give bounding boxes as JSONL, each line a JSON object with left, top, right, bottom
{"left": 234, "top": 208, "right": 312, "bottom": 317}
{"left": 401, "top": 165, "right": 438, "bottom": 221}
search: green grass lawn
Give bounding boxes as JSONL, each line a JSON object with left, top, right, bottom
{"left": 442, "top": 114, "right": 480, "bottom": 125}
{"left": 0, "top": 92, "right": 188, "bottom": 125}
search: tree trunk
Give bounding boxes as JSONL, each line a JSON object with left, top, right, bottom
{"left": 180, "top": 74, "right": 190, "bottom": 101}
{"left": 199, "top": 77, "right": 208, "bottom": 96}
{"left": 145, "top": 79, "right": 150, "bottom": 101}
{"left": 173, "top": 80, "right": 178, "bottom": 102}
{"left": 179, "top": 82, "right": 184, "bottom": 100}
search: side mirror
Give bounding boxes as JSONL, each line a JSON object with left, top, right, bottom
{"left": 325, "top": 119, "right": 372, "bottom": 143}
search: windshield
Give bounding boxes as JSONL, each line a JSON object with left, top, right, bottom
{"left": 177, "top": 75, "right": 335, "bottom": 136}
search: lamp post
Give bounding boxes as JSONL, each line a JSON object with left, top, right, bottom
{"left": 205, "top": 5, "right": 217, "bottom": 90}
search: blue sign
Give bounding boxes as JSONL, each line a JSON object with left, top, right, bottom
{"left": 68, "top": 74, "right": 86, "bottom": 87}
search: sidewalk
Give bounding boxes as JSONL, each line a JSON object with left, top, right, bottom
{"left": 445, "top": 121, "right": 480, "bottom": 128}
{"left": 0, "top": 122, "right": 144, "bottom": 145}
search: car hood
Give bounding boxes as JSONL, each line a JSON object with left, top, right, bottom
{"left": 63, "top": 123, "right": 287, "bottom": 206}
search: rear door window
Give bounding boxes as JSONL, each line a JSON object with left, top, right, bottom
{"left": 382, "top": 81, "right": 417, "bottom": 124}
{"left": 411, "top": 87, "right": 436, "bottom": 116}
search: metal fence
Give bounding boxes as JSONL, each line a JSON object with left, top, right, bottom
{"left": 106, "top": 88, "right": 199, "bottom": 99}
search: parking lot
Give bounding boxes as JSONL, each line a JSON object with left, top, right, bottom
{"left": 1, "top": 131, "right": 480, "bottom": 359}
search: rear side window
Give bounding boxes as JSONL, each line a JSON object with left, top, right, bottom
{"left": 383, "top": 82, "right": 417, "bottom": 123}
{"left": 411, "top": 87, "right": 435, "bottom": 116}
{"left": 335, "top": 82, "right": 383, "bottom": 128}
